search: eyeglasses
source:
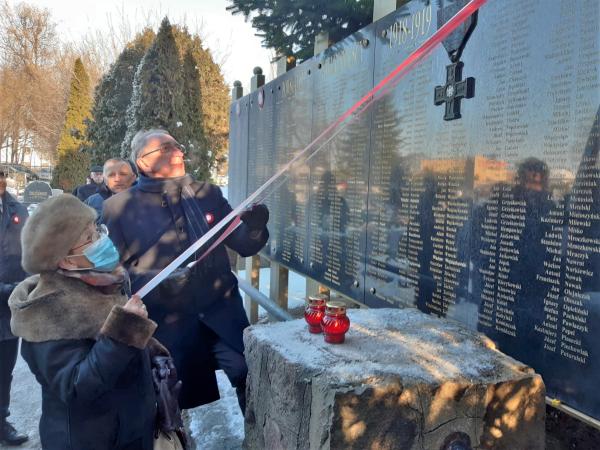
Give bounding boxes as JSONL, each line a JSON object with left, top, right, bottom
{"left": 140, "top": 142, "right": 186, "bottom": 159}
{"left": 70, "top": 224, "right": 109, "bottom": 253}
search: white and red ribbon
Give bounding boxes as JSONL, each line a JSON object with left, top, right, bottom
{"left": 135, "top": 0, "right": 488, "bottom": 299}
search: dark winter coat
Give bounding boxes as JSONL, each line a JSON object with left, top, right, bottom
{"left": 102, "top": 175, "right": 268, "bottom": 408}
{"left": 84, "top": 184, "right": 113, "bottom": 218}
{"left": 72, "top": 182, "right": 103, "bottom": 202}
{"left": 9, "top": 272, "right": 159, "bottom": 450}
{"left": 0, "top": 192, "right": 28, "bottom": 341}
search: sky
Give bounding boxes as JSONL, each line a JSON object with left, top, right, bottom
{"left": 23, "top": 0, "right": 274, "bottom": 92}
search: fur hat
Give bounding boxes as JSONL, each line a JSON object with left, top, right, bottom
{"left": 21, "top": 194, "right": 97, "bottom": 274}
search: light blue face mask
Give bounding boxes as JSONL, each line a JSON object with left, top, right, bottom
{"left": 81, "top": 234, "right": 120, "bottom": 272}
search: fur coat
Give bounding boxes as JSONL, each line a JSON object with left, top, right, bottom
{"left": 9, "top": 271, "right": 159, "bottom": 450}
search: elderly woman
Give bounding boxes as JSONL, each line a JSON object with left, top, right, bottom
{"left": 8, "top": 194, "right": 167, "bottom": 450}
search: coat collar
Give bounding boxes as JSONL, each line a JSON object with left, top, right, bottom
{"left": 98, "top": 183, "right": 112, "bottom": 198}
{"left": 1, "top": 191, "right": 18, "bottom": 207}
{"left": 9, "top": 272, "right": 126, "bottom": 342}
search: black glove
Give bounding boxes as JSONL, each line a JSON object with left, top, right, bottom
{"left": 240, "top": 203, "right": 269, "bottom": 230}
{"left": 152, "top": 356, "right": 184, "bottom": 432}
{"left": 159, "top": 267, "right": 192, "bottom": 297}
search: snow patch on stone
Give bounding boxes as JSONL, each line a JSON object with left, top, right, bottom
{"left": 247, "top": 308, "right": 524, "bottom": 386}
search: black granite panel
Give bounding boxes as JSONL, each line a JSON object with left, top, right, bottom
{"left": 247, "top": 88, "right": 275, "bottom": 195}
{"left": 263, "top": 62, "right": 316, "bottom": 273}
{"left": 304, "top": 24, "right": 377, "bottom": 302}
{"left": 227, "top": 98, "right": 249, "bottom": 207}
{"left": 365, "top": 0, "right": 600, "bottom": 418}
{"left": 365, "top": 1, "right": 441, "bottom": 312}
{"left": 232, "top": 0, "right": 600, "bottom": 420}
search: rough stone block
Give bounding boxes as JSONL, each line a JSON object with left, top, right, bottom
{"left": 243, "top": 308, "right": 545, "bottom": 450}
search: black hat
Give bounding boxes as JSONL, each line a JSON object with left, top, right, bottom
{"left": 90, "top": 165, "right": 103, "bottom": 173}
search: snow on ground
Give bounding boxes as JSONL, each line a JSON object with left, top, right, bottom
{"left": 4, "top": 352, "right": 245, "bottom": 450}
{"left": 2, "top": 350, "right": 42, "bottom": 450}
{"left": 185, "top": 371, "right": 244, "bottom": 450}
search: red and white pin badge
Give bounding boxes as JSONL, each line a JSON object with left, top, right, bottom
{"left": 12, "top": 215, "right": 20, "bottom": 225}
{"left": 205, "top": 213, "right": 215, "bottom": 225}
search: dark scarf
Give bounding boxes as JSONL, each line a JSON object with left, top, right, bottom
{"left": 136, "top": 174, "right": 193, "bottom": 193}
{"left": 137, "top": 175, "right": 212, "bottom": 263}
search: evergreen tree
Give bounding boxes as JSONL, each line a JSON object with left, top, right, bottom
{"left": 122, "top": 17, "right": 185, "bottom": 157}
{"left": 227, "top": 0, "right": 374, "bottom": 61}
{"left": 181, "top": 49, "right": 211, "bottom": 181}
{"left": 172, "top": 27, "right": 229, "bottom": 179}
{"left": 52, "top": 58, "right": 92, "bottom": 191}
{"left": 52, "top": 151, "right": 92, "bottom": 192}
{"left": 194, "top": 42, "right": 230, "bottom": 176}
{"left": 86, "top": 29, "right": 155, "bottom": 164}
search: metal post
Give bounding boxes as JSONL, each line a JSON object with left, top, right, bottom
{"left": 231, "top": 80, "right": 243, "bottom": 100}
{"left": 306, "top": 277, "right": 320, "bottom": 298}
{"left": 244, "top": 255, "right": 260, "bottom": 324}
{"left": 275, "top": 55, "right": 296, "bottom": 77}
{"left": 251, "top": 67, "right": 265, "bottom": 92}
{"left": 269, "top": 262, "right": 289, "bottom": 318}
{"left": 314, "top": 31, "right": 330, "bottom": 55}
{"left": 306, "top": 277, "right": 330, "bottom": 301}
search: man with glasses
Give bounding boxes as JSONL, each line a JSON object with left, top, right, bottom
{"left": 0, "top": 171, "right": 28, "bottom": 446}
{"left": 102, "top": 129, "right": 269, "bottom": 415}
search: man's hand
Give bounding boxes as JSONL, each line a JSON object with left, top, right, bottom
{"left": 123, "top": 294, "right": 148, "bottom": 318}
{"left": 240, "top": 203, "right": 269, "bottom": 230}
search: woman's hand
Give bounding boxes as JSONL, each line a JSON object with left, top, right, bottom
{"left": 123, "top": 294, "right": 148, "bottom": 319}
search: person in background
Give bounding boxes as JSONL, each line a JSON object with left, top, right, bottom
{"left": 9, "top": 194, "right": 168, "bottom": 449}
{"left": 85, "top": 158, "right": 137, "bottom": 218}
{"left": 72, "top": 165, "right": 104, "bottom": 201}
{"left": 102, "top": 128, "right": 269, "bottom": 414}
{"left": 0, "top": 171, "right": 28, "bottom": 446}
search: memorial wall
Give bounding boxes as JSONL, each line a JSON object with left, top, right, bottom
{"left": 228, "top": 0, "right": 600, "bottom": 419}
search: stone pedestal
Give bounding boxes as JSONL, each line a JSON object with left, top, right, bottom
{"left": 243, "top": 309, "right": 545, "bottom": 450}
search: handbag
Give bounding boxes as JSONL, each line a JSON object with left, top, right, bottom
{"left": 154, "top": 430, "right": 185, "bottom": 450}
{"left": 152, "top": 354, "right": 188, "bottom": 450}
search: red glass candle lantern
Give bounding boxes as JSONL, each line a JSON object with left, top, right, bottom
{"left": 321, "top": 301, "right": 350, "bottom": 344}
{"left": 304, "top": 295, "right": 327, "bottom": 333}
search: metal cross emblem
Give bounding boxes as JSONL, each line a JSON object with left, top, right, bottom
{"left": 434, "top": 62, "right": 475, "bottom": 121}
